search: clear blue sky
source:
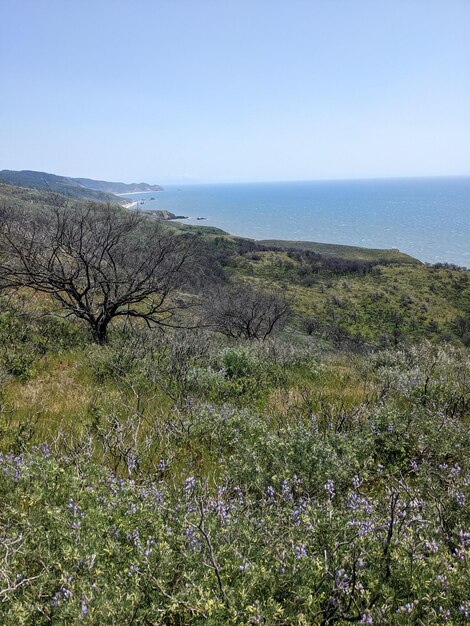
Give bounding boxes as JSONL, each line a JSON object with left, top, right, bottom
{"left": 1, "top": 0, "right": 469, "bottom": 184}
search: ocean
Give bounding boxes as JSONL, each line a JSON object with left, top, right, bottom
{"left": 122, "top": 177, "right": 470, "bottom": 267}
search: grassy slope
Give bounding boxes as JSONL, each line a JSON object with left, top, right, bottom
{"left": 1, "top": 187, "right": 466, "bottom": 431}
{"left": 1, "top": 184, "right": 469, "bottom": 623}
{"left": 0, "top": 172, "right": 118, "bottom": 203}
{"left": 229, "top": 249, "right": 470, "bottom": 344}
{"left": 258, "top": 238, "right": 420, "bottom": 263}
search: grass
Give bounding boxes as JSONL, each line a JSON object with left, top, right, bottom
{"left": 230, "top": 249, "right": 470, "bottom": 344}
{"left": 258, "top": 238, "right": 420, "bottom": 263}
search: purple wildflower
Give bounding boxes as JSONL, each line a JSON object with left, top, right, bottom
{"left": 295, "top": 544, "right": 307, "bottom": 559}
{"left": 324, "top": 479, "right": 335, "bottom": 500}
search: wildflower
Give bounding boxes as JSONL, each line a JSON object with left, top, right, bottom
{"left": 347, "top": 492, "right": 373, "bottom": 514}
{"left": 324, "top": 479, "right": 335, "bottom": 500}
{"left": 281, "top": 479, "right": 292, "bottom": 501}
{"left": 183, "top": 476, "right": 196, "bottom": 496}
{"left": 352, "top": 475, "right": 362, "bottom": 490}
{"left": 458, "top": 530, "right": 470, "bottom": 547}
{"left": 143, "top": 537, "right": 156, "bottom": 556}
{"left": 41, "top": 443, "right": 51, "bottom": 458}
{"left": 335, "top": 569, "right": 350, "bottom": 593}
{"left": 396, "top": 601, "right": 416, "bottom": 614}
{"left": 360, "top": 612, "right": 373, "bottom": 624}
{"left": 295, "top": 544, "right": 307, "bottom": 559}
{"left": 81, "top": 602, "right": 88, "bottom": 616}
{"left": 438, "top": 607, "right": 450, "bottom": 621}
{"left": 214, "top": 498, "right": 229, "bottom": 523}
{"left": 266, "top": 485, "right": 275, "bottom": 500}
{"left": 456, "top": 492, "right": 465, "bottom": 507}
{"left": 434, "top": 575, "right": 448, "bottom": 590}
{"left": 424, "top": 540, "right": 439, "bottom": 554}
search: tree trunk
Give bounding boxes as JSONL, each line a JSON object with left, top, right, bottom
{"left": 92, "top": 320, "right": 109, "bottom": 344}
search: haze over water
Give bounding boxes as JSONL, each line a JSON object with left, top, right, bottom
{"left": 125, "top": 177, "right": 470, "bottom": 267}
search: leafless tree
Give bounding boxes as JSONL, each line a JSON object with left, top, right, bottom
{"left": 0, "top": 202, "right": 196, "bottom": 343}
{"left": 207, "top": 284, "right": 290, "bottom": 341}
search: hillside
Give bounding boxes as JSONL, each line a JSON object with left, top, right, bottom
{"left": 0, "top": 170, "right": 118, "bottom": 202}
{"left": 73, "top": 177, "right": 163, "bottom": 194}
{"left": 0, "top": 182, "right": 469, "bottom": 623}
{"left": 0, "top": 169, "right": 163, "bottom": 203}
{"left": 258, "top": 238, "right": 420, "bottom": 264}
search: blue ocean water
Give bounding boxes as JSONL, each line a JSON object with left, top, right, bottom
{"left": 123, "top": 177, "right": 470, "bottom": 267}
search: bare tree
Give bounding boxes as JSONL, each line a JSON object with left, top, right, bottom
{"left": 0, "top": 202, "right": 196, "bottom": 343}
{"left": 207, "top": 284, "right": 290, "bottom": 341}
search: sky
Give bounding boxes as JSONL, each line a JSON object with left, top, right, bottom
{"left": 1, "top": 0, "right": 470, "bottom": 185}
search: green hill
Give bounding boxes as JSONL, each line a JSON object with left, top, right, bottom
{"left": 0, "top": 169, "right": 163, "bottom": 203}
{"left": 73, "top": 177, "right": 163, "bottom": 194}
{"left": 259, "top": 238, "right": 420, "bottom": 264}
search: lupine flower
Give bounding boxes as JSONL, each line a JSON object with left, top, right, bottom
{"left": 183, "top": 476, "right": 196, "bottom": 495}
{"left": 438, "top": 607, "right": 450, "bottom": 621}
{"left": 424, "top": 540, "right": 439, "bottom": 553}
{"left": 295, "top": 544, "right": 307, "bottom": 559}
{"left": 458, "top": 530, "right": 470, "bottom": 547}
{"left": 347, "top": 492, "right": 373, "bottom": 514}
{"left": 41, "top": 443, "right": 51, "bottom": 458}
{"left": 324, "top": 480, "right": 335, "bottom": 500}
{"left": 396, "top": 601, "right": 416, "bottom": 614}
{"left": 335, "top": 569, "right": 350, "bottom": 593}
{"left": 281, "top": 479, "right": 292, "bottom": 502}
{"left": 434, "top": 575, "right": 448, "bottom": 590}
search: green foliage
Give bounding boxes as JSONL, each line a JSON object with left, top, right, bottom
{"left": 1, "top": 183, "right": 470, "bottom": 623}
{"left": 0, "top": 298, "right": 85, "bottom": 379}
{"left": 1, "top": 371, "right": 469, "bottom": 624}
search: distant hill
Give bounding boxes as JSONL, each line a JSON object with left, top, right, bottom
{"left": 0, "top": 170, "right": 162, "bottom": 203}
{"left": 73, "top": 178, "right": 162, "bottom": 194}
{"left": 258, "top": 238, "right": 420, "bottom": 264}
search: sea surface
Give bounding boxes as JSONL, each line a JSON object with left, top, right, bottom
{"left": 122, "top": 177, "right": 470, "bottom": 267}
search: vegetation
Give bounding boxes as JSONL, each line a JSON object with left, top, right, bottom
{"left": 0, "top": 183, "right": 469, "bottom": 624}
{"left": 258, "top": 239, "right": 419, "bottom": 264}
{"left": 0, "top": 169, "right": 162, "bottom": 202}
{"left": 0, "top": 171, "right": 119, "bottom": 203}
{"left": 0, "top": 199, "right": 197, "bottom": 344}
